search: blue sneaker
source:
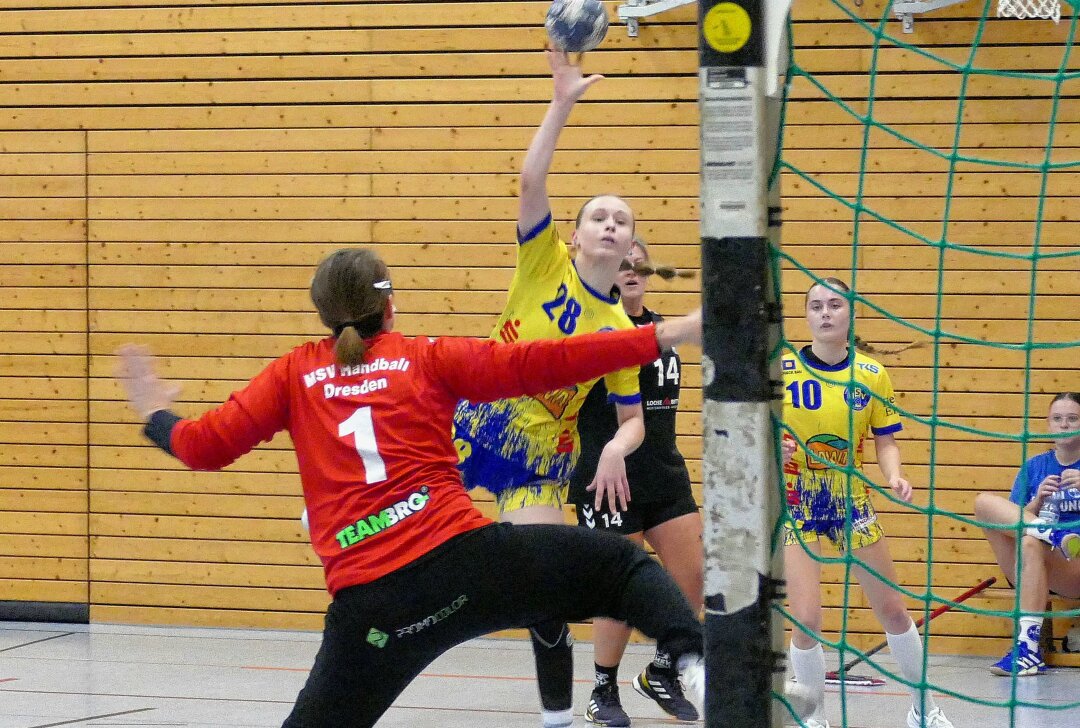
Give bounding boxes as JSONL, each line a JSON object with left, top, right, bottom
{"left": 1051, "top": 529, "right": 1080, "bottom": 559}
{"left": 989, "top": 641, "right": 1047, "bottom": 676}
{"left": 1026, "top": 521, "right": 1080, "bottom": 559}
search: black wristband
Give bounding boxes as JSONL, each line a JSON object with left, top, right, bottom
{"left": 143, "top": 410, "right": 182, "bottom": 456}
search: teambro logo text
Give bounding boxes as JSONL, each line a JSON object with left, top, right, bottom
{"left": 335, "top": 487, "right": 430, "bottom": 549}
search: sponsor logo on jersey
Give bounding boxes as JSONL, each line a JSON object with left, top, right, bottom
{"left": 805, "top": 434, "right": 851, "bottom": 470}
{"left": 498, "top": 318, "right": 522, "bottom": 343}
{"left": 844, "top": 384, "right": 872, "bottom": 411}
{"left": 534, "top": 386, "right": 578, "bottom": 420}
{"left": 556, "top": 428, "right": 575, "bottom": 454}
{"left": 884, "top": 395, "right": 898, "bottom": 417}
{"left": 335, "top": 487, "right": 431, "bottom": 549}
{"left": 782, "top": 358, "right": 797, "bottom": 371}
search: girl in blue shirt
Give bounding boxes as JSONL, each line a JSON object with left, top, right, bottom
{"left": 974, "top": 391, "right": 1080, "bottom": 676}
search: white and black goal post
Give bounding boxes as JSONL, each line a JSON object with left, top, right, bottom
{"left": 698, "top": 1, "right": 789, "bottom": 726}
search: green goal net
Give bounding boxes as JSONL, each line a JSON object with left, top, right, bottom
{"left": 771, "top": 2, "right": 1079, "bottom": 726}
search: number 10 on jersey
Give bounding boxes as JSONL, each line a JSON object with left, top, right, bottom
{"left": 786, "top": 379, "right": 822, "bottom": 410}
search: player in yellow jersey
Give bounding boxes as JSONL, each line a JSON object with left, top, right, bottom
{"left": 782, "top": 278, "right": 953, "bottom": 728}
{"left": 453, "top": 51, "right": 669, "bottom": 728}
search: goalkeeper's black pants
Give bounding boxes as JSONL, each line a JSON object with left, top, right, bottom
{"left": 281, "top": 521, "right": 702, "bottom": 727}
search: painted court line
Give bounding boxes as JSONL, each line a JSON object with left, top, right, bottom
{"left": 29, "top": 707, "right": 154, "bottom": 728}
{"left": 0, "top": 632, "right": 74, "bottom": 654}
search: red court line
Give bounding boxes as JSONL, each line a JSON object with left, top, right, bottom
{"left": 0, "top": 678, "right": 17, "bottom": 683}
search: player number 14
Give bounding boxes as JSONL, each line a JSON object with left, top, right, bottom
{"left": 652, "top": 357, "right": 679, "bottom": 386}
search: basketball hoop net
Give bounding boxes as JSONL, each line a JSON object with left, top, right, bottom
{"left": 997, "top": 0, "right": 1061, "bottom": 22}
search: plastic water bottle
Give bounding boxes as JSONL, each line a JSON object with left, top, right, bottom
{"left": 1038, "top": 491, "right": 1060, "bottom": 524}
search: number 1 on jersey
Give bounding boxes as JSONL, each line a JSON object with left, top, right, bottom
{"left": 338, "top": 406, "right": 387, "bottom": 483}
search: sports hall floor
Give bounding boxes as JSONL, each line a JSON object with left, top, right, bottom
{"left": 0, "top": 621, "right": 1077, "bottom": 727}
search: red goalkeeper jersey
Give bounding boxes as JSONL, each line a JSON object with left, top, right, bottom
{"left": 165, "top": 326, "right": 661, "bottom": 595}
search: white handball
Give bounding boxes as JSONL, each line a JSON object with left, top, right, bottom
{"left": 545, "top": 0, "right": 609, "bottom": 53}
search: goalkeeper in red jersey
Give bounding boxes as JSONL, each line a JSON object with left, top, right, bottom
{"left": 114, "top": 247, "right": 725, "bottom": 728}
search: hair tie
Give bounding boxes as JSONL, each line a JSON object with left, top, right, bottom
{"left": 332, "top": 311, "right": 384, "bottom": 339}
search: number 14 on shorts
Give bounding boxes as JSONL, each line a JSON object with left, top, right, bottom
{"left": 579, "top": 504, "right": 622, "bottom": 529}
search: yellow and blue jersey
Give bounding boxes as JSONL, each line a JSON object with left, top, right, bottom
{"left": 782, "top": 346, "right": 901, "bottom": 532}
{"left": 453, "top": 215, "right": 640, "bottom": 493}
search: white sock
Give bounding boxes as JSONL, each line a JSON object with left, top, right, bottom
{"left": 1019, "top": 616, "right": 1042, "bottom": 651}
{"left": 886, "top": 621, "right": 938, "bottom": 714}
{"left": 788, "top": 642, "right": 826, "bottom": 720}
{"left": 1024, "top": 517, "right": 1054, "bottom": 544}
{"left": 541, "top": 708, "right": 573, "bottom": 728}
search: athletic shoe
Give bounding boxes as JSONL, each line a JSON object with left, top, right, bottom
{"left": 585, "top": 682, "right": 630, "bottom": 727}
{"left": 635, "top": 662, "right": 700, "bottom": 721}
{"left": 990, "top": 641, "right": 1047, "bottom": 676}
{"left": 1054, "top": 530, "right": 1080, "bottom": 559}
{"left": 906, "top": 706, "right": 954, "bottom": 728}
{"left": 781, "top": 680, "right": 817, "bottom": 724}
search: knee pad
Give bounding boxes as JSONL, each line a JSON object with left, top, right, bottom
{"left": 529, "top": 620, "right": 574, "bottom": 711}
{"left": 530, "top": 620, "right": 573, "bottom": 650}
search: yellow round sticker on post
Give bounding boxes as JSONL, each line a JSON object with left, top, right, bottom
{"left": 703, "top": 2, "right": 752, "bottom": 54}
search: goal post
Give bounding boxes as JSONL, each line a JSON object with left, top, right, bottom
{"left": 698, "top": 1, "right": 791, "bottom": 726}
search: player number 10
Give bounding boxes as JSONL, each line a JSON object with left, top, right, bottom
{"left": 786, "top": 379, "right": 822, "bottom": 410}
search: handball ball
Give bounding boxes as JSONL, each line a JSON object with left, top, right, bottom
{"left": 546, "top": 0, "right": 610, "bottom": 53}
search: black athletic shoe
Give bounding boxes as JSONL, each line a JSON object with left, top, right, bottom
{"left": 586, "top": 682, "right": 631, "bottom": 727}
{"left": 633, "top": 664, "right": 699, "bottom": 721}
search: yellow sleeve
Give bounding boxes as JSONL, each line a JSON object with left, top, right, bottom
{"left": 870, "top": 367, "right": 903, "bottom": 435}
{"left": 516, "top": 214, "right": 568, "bottom": 283}
{"left": 603, "top": 364, "right": 642, "bottom": 404}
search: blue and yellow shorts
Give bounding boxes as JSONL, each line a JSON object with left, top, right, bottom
{"left": 784, "top": 476, "right": 884, "bottom": 552}
{"left": 495, "top": 480, "right": 569, "bottom": 514}
{"left": 455, "top": 434, "right": 568, "bottom": 515}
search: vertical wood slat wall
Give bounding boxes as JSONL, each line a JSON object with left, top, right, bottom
{"left": 0, "top": 1, "right": 1076, "bottom": 654}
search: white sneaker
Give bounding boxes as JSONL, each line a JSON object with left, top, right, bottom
{"left": 541, "top": 707, "right": 575, "bottom": 728}
{"left": 674, "top": 659, "right": 818, "bottom": 725}
{"left": 781, "top": 680, "right": 817, "bottom": 723}
{"left": 907, "top": 706, "right": 954, "bottom": 728}
{"left": 676, "top": 655, "right": 705, "bottom": 712}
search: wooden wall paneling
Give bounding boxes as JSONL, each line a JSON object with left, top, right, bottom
{"left": 0, "top": 131, "right": 89, "bottom": 613}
